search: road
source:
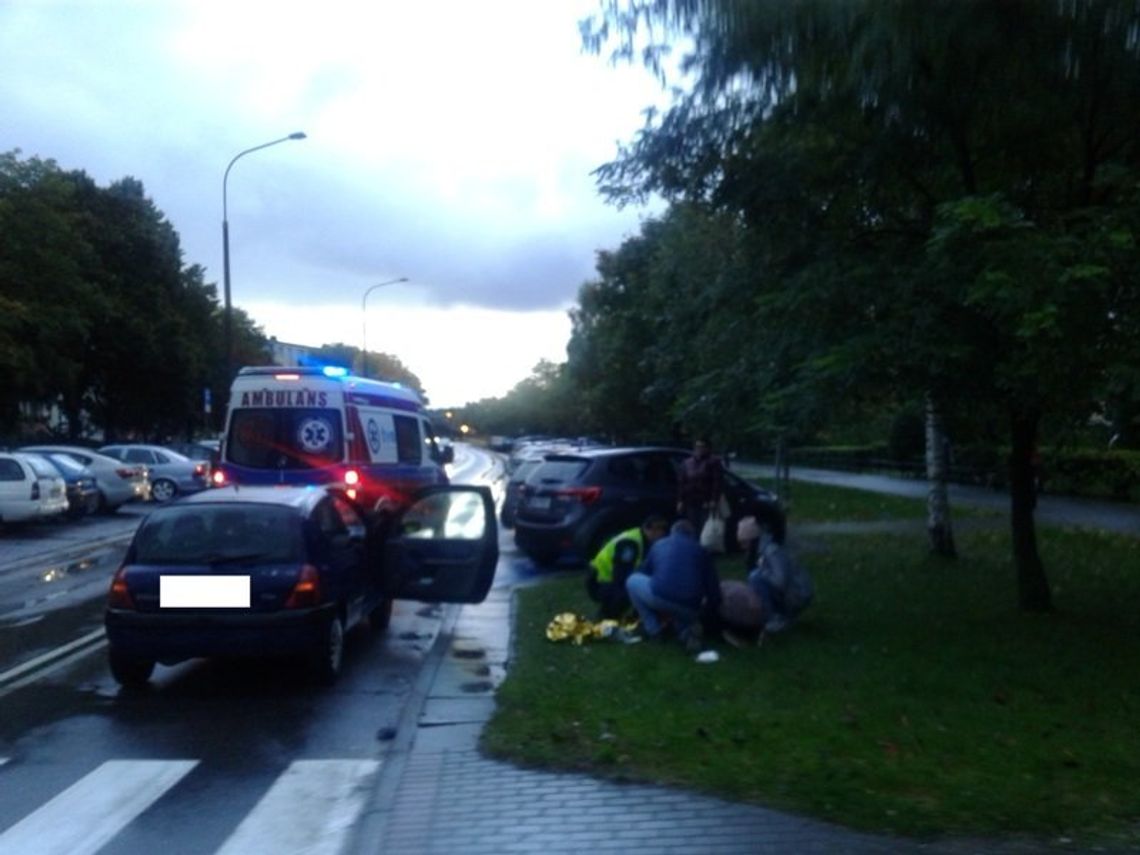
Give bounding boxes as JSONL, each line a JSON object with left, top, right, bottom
{"left": 0, "top": 443, "right": 510, "bottom": 855}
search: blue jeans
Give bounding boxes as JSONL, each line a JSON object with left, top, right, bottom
{"left": 626, "top": 573, "right": 698, "bottom": 638}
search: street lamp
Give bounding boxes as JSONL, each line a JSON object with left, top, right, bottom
{"left": 222, "top": 131, "right": 307, "bottom": 380}
{"left": 361, "top": 277, "right": 409, "bottom": 377}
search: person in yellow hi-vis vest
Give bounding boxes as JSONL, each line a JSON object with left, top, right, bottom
{"left": 586, "top": 514, "right": 669, "bottom": 619}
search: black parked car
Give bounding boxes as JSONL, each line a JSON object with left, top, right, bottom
{"left": 512, "top": 446, "right": 785, "bottom": 566}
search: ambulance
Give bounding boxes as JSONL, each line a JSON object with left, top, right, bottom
{"left": 213, "top": 366, "right": 448, "bottom": 510}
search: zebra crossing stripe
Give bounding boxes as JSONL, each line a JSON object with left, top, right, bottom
{"left": 0, "top": 759, "right": 198, "bottom": 855}
{"left": 216, "top": 759, "right": 381, "bottom": 855}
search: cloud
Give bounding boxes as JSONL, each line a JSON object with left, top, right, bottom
{"left": 0, "top": 0, "right": 672, "bottom": 402}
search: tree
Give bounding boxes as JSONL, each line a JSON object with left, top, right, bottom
{"left": 583, "top": 0, "right": 1140, "bottom": 610}
{"left": 0, "top": 151, "right": 235, "bottom": 441}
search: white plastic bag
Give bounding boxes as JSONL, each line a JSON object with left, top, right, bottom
{"left": 700, "top": 513, "right": 726, "bottom": 553}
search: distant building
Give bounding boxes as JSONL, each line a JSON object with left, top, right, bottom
{"left": 268, "top": 338, "right": 317, "bottom": 367}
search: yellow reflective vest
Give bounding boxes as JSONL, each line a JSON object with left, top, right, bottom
{"left": 590, "top": 527, "right": 647, "bottom": 584}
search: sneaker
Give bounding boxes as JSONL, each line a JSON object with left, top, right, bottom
{"left": 721, "top": 629, "right": 748, "bottom": 649}
{"left": 764, "top": 615, "right": 789, "bottom": 633}
{"left": 681, "top": 624, "right": 703, "bottom": 653}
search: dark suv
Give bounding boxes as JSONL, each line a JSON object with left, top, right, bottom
{"left": 512, "top": 446, "right": 784, "bottom": 566}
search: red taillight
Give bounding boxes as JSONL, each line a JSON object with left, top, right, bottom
{"left": 343, "top": 469, "right": 360, "bottom": 486}
{"left": 555, "top": 486, "right": 602, "bottom": 504}
{"left": 284, "top": 564, "right": 321, "bottom": 609}
{"left": 193, "top": 463, "right": 207, "bottom": 477}
{"left": 211, "top": 469, "right": 227, "bottom": 486}
{"left": 108, "top": 566, "right": 136, "bottom": 609}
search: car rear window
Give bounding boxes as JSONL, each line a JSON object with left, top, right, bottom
{"left": 530, "top": 458, "right": 589, "bottom": 485}
{"left": 47, "top": 454, "right": 87, "bottom": 477}
{"left": 133, "top": 505, "right": 305, "bottom": 565}
{"left": 510, "top": 459, "right": 542, "bottom": 483}
{"left": 23, "top": 456, "right": 59, "bottom": 478}
{"left": 227, "top": 408, "right": 344, "bottom": 469}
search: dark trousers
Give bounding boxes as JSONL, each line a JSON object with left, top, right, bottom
{"left": 586, "top": 563, "right": 636, "bottom": 620}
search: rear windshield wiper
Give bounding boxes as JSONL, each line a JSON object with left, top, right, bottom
{"left": 204, "top": 552, "right": 269, "bottom": 566}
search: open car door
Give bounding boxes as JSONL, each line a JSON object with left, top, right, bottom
{"left": 382, "top": 485, "right": 498, "bottom": 603}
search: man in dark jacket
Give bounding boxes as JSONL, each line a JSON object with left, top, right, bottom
{"left": 676, "top": 438, "right": 725, "bottom": 530}
{"left": 625, "top": 519, "right": 722, "bottom": 650}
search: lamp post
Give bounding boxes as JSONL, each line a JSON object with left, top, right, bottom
{"left": 361, "top": 277, "right": 408, "bottom": 377}
{"left": 222, "top": 131, "right": 306, "bottom": 380}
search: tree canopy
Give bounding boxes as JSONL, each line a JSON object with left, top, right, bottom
{"left": 569, "top": 0, "right": 1140, "bottom": 610}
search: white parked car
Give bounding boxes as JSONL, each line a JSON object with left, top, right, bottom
{"left": 0, "top": 452, "right": 69, "bottom": 526}
{"left": 20, "top": 445, "right": 150, "bottom": 511}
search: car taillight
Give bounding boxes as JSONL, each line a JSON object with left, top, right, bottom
{"left": 555, "top": 486, "right": 602, "bottom": 504}
{"left": 108, "top": 566, "right": 136, "bottom": 610}
{"left": 344, "top": 469, "right": 360, "bottom": 486}
{"left": 193, "top": 463, "right": 207, "bottom": 477}
{"left": 211, "top": 469, "right": 227, "bottom": 486}
{"left": 284, "top": 564, "right": 321, "bottom": 609}
{"left": 115, "top": 467, "right": 137, "bottom": 480}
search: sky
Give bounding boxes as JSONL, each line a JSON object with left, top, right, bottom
{"left": 0, "top": 0, "right": 672, "bottom": 407}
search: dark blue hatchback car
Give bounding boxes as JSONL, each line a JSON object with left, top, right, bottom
{"left": 105, "top": 484, "right": 498, "bottom": 687}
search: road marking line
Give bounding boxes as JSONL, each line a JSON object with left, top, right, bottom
{"left": 0, "top": 759, "right": 197, "bottom": 855}
{"left": 216, "top": 759, "right": 381, "bottom": 855}
{"left": 0, "top": 629, "right": 107, "bottom": 698}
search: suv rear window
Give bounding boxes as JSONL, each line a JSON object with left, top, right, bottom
{"left": 530, "top": 458, "right": 589, "bottom": 485}
{"left": 227, "top": 408, "right": 344, "bottom": 469}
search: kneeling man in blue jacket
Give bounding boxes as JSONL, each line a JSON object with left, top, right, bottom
{"left": 625, "top": 519, "right": 721, "bottom": 651}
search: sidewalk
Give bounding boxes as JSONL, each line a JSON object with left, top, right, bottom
{"left": 737, "top": 465, "right": 1140, "bottom": 537}
{"left": 363, "top": 563, "right": 1075, "bottom": 854}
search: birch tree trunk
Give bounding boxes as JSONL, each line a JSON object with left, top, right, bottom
{"left": 925, "top": 393, "right": 957, "bottom": 557}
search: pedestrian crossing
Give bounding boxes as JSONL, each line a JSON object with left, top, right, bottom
{"left": 0, "top": 756, "right": 382, "bottom": 855}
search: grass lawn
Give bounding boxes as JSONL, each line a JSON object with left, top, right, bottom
{"left": 482, "top": 482, "right": 1140, "bottom": 847}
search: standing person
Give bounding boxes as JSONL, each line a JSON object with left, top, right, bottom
{"left": 676, "top": 437, "right": 725, "bottom": 530}
{"left": 586, "top": 514, "right": 670, "bottom": 619}
{"left": 625, "top": 519, "right": 722, "bottom": 651}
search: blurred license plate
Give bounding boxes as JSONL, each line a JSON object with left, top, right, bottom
{"left": 529, "top": 496, "right": 551, "bottom": 510}
{"left": 161, "top": 576, "right": 250, "bottom": 608}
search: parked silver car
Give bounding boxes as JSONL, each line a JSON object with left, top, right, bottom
{"left": 20, "top": 445, "right": 150, "bottom": 511}
{"left": 99, "top": 444, "right": 210, "bottom": 503}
